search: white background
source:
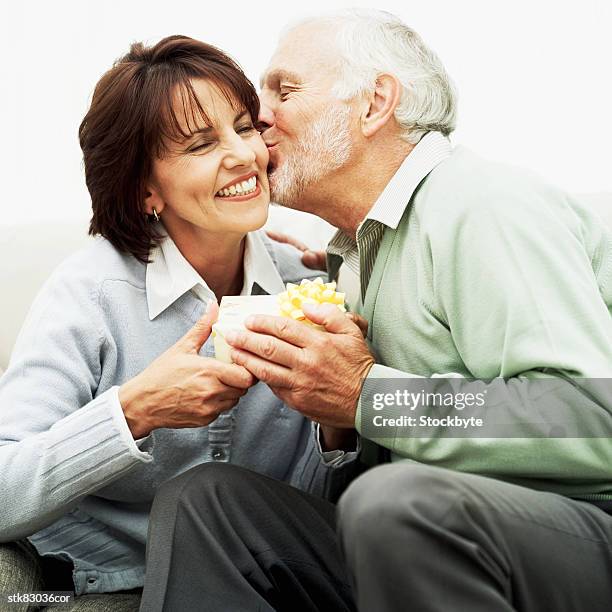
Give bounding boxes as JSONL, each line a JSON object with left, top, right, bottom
{"left": 1, "top": 0, "right": 610, "bottom": 226}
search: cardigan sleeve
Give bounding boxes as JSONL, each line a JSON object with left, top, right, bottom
{"left": 0, "top": 268, "right": 152, "bottom": 543}
{"left": 289, "top": 422, "right": 361, "bottom": 502}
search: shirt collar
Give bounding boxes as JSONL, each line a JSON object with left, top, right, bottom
{"left": 241, "top": 230, "right": 286, "bottom": 297}
{"left": 146, "top": 227, "right": 285, "bottom": 320}
{"left": 327, "top": 131, "right": 453, "bottom": 255}
{"left": 364, "top": 130, "right": 452, "bottom": 230}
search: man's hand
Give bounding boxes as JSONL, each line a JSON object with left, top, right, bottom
{"left": 265, "top": 230, "right": 327, "bottom": 271}
{"left": 223, "top": 303, "right": 375, "bottom": 428}
{"left": 346, "top": 312, "right": 368, "bottom": 338}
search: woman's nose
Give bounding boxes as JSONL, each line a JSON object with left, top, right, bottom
{"left": 224, "top": 133, "right": 256, "bottom": 167}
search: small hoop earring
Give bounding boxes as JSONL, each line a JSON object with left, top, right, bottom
{"left": 152, "top": 208, "right": 160, "bottom": 222}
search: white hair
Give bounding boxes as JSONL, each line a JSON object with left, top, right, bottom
{"left": 282, "top": 9, "right": 458, "bottom": 144}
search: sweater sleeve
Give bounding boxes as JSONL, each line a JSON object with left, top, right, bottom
{"left": 356, "top": 188, "right": 612, "bottom": 490}
{"left": 0, "top": 270, "right": 152, "bottom": 543}
{"left": 289, "top": 422, "right": 361, "bottom": 502}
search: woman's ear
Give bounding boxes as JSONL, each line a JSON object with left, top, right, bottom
{"left": 143, "top": 183, "right": 164, "bottom": 217}
{"left": 361, "top": 73, "right": 402, "bottom": 138}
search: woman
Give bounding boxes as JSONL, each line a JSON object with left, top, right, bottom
{"left": 0, "top": 35, "right": 359, "bottom": 605}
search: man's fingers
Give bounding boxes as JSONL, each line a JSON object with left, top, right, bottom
{"left": 265, "top": 230, "right": 310, "bottom": 252}
{"left": 243, "top": 315, "right": 313, "bottom": 349}
{"left": 301, "top": 250, "right": 327, "bottom": 271}
{"left": 301, "top": 303, "right": 358, "bottom": 335}
{"left": 179, "top": 300, "right": 219, "bottom": 352}
{"left": 214, "top": 362, "right": 256, "bottom": 389}
{"left": 346, "top": 312, "right": 369, "bottom": 338}
{"left": 268, "top": 385, "right": 292, "bottom": 406}
{"left": 230, "top": 348, "right": 294, "bottom": 388}
{"left": 265, "top": 231, "right": 326, "bottom": 270}
{"left": 224, "top": 328, "right": 301, "bottom": 367}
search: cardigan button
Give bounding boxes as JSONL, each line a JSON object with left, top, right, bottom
{"left": 211, "top": 447, "right": 226, "bottom": 461}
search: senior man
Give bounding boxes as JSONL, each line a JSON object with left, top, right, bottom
{"left": 142, "top": 9, "right": 612, "bottom": 612}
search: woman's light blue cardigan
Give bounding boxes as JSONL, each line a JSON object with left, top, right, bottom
{"left": 0, "top": 232, "right": 359, "bottom": 595}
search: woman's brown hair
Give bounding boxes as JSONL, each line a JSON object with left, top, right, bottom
{"left": 79, "top": 35, "right": 260, "bottom": 263}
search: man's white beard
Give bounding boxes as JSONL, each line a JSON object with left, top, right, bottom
{"left": 269, "top": 105, "right": 352, "bottom": 207}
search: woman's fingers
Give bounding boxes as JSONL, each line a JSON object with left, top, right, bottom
{"left": 119, "top": 353, "right": 255, "bottom": 434}
{"left": 210, "top": 385, "right": 248, "bottom": 402}
{"left": 213, "top": 398, "right": 241, "bottom": 415}
{"left": 176, "top": 300, "right": 219, "bottom": 353}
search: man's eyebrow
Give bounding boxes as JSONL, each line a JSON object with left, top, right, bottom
{"left": 260, "top": 69, "right": 303, "bottom": 89}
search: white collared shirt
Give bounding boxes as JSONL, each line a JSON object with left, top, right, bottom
{"left": 146, "top": 228, "right": 286, "bottom": 319}
{"left": 146, "top": 225, "right": 357, "bottom": 464}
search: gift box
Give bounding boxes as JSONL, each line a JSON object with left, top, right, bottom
{"left": 212, "top": 278, "right": 346, "bottom": 363}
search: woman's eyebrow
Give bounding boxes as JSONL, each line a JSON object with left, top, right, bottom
{"left": 188, "top": 125, "right": 214, "bottom": 137}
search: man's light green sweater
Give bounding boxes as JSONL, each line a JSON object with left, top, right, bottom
{"left": 356, "top": 146, "right": 612, "bottom": 501}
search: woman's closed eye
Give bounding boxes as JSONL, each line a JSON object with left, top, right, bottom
{"left": 188, "top": 140, "right": 215, "bottom": 153}
{"left": 188, "top": 140, "right": 214, "bottom": 153}
{"left": 187, "top": 124, "right": 255, "bottom": 153}
{"left": 236, "top": 123, "right": 256, "bottom": 135}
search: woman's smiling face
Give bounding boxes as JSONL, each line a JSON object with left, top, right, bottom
{"left": 145, "top": 78, "right": 270, "bottom": 239}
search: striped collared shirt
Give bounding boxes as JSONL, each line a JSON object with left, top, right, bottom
{"left": 327, "top": 131, "right": 453, "bottom": 303}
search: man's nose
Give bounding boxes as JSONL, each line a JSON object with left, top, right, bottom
{"left": 257, "top": 96, "right": 275, "bottom": 133}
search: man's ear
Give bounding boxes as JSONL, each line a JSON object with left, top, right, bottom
{"left": 361, "top": 73, "right": 402, "bottom": 138}
{"left": 143, "top": 183, "right": 164, "bottom": 216}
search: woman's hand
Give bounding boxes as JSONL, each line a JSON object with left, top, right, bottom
{"left": 118, "top": 302, "right": 256, "bottom": 439}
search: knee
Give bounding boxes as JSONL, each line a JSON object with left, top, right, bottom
{"left": 0, "top": 541, "right": 44, "bottom": 593}
{"left": 338, "top": 463, "right": 462, "bottom": 543}
{"left": 153, "top": 462, "right": 261, "bottom": 513}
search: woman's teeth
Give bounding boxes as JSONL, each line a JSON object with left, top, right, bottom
{"left": 216, "top": 176, "right": 257, "bottom": 198}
